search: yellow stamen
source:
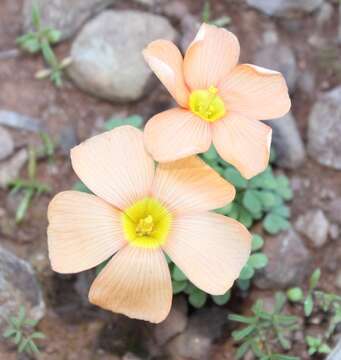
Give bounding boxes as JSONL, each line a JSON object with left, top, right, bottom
{"left": 189, "top": 86, "right": 226, "bottom": 122}
{"left": 122, "top": 198, "right": 171, "bottom": 249}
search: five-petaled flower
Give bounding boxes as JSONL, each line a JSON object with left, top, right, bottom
{"left": 143, "top": 23, "right": 291, "bottom": 179}
{"left": 47, "top": 126, "right": 251, "bottom": 323}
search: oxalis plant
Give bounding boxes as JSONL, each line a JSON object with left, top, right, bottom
{"left": 16, "top": 2, "right": 71, "bottom": 86}
{"left": 2, "top": 305, "right": 46, "bottom": 356}
{"left": 74, "top": 115, "right": 293, "bottom": 308}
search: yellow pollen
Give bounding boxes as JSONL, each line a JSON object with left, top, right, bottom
{"left": 136, "top": 215, "right": 154, "bottom": 236}
{"left": 122, "top": 197, "right": 172, "bottom": 249}
{"left": 189, "top": 86, "right": 226, "bottom": 122}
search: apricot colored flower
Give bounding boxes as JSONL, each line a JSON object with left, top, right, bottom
{"left": 143, "top": 23, "right": 291, "bottom": 179}
{"left": 47, "top": 126, "right": 251, "bottom": 323}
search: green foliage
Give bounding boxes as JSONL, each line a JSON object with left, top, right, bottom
{"left": 8, "top": 133, "right": 53, "bottom": 223}
{"left": 3, "top": 305, "right": 46, "bottom": 356}
{"left": 287, "top": 269, "right": 341, "bottom": 356}
{"left": 229, "top": 293, "right": 299, "bottom": 360}
{"left": 201, "top": 0, "right": 231, "bottom": 27}
{"left": 204, "top": 145, "right": 292, "bottom": 235}
{"left": 16, "top": 2, "right": 71, "bottom": 86}
{"left": 103, "top": 114, "right": 143, "bottom": 131}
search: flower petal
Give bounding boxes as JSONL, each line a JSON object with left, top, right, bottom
{"left": 152, "top": 156, "right": 235, "bottom": 215}
{"left": 143, "top": 40, "right": 189, "bottom": 108}
{"left": 218, "top": 64, "right": 291, "bottom": 120}
{"left": 89, "top": 246, "right": 172, "bottom": 323}
{"left": 212, "top": 113, "right": 272, "bottom": 179}
{"left": 144, "top": 108, "right": 212, "bottom": 163}
{"left": 163, "top": 212, "right": 251, "bottom": 295}
{"left": 184, "top": 23, "right": 240, "bottom": 90}
{"left": 47, "top": 191, "right": 126, "bottom": 274}
{"left": 71, "top": 126, "right": 155, "bottom": 210}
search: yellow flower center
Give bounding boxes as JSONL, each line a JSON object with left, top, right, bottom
{"left": 122, "top": 197, "right": 172, "bottom": 249}
{"left": 189, "top": 86, "right": 226, "bottom": 122}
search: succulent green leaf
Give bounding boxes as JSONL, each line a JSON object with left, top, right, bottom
{"left": 104, "top": 115, "right": 143, "bottom": 131}
{"left": 223, "top": 167, "right": 247, "bottom": 188}
{"left": 172, "top": 266, "right": 187, "bottom": 282}
{"left": 239, "top": 264, "right": 255, "bottom": 280}
{"left": 212, "top": 291, "right": 231, "bottom": 305}
{"left": 189, "top": 288, "right": 207, "bottom": 308}
{"left": 287, "top": 287, "right": 304, "bottom": 302}
{"left": 248, "top": 253, "right": 268, "bottom": 270}
{"left": 243, "top": 189, "right": 262, "bottom": 214}
{"left": 251, "top": 234, "right": 264, "bottom": 251}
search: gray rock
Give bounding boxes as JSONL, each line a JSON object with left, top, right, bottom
{"left": 0, "top": 126, "right": 14, "bottom": 161}
{"left": 0, "top": 110, "right": 42, "bottom": 132}
{"left": 308, "top": 86, "right": 341, "bottom": 169}
{"left": 254, "top": 43, "right": 297, "bottom": 91}
{"left": 162, "top": 1, "right": 189, "bottom": 21}
{"left": 68, "top": 10, "right": 177, "bottom": 102}
{"left": 247, "top": 0, "right": 323, "bottom": 18}
{"left": 23, "top": 0, "right": 115, "bottom": 41}
{"left": 0, "top": 149, "right": 28, "bottom": 189}
{"left": 152, "top": 296, "right": 188, "bottom": 346}
{"left": 0, "top": 245, "right": 45, "bottom": 332}
{"left": 327, "top": 339, "right": 341, "bottom": 360}
{"left": 59, "top": 126, "right": 78, "bottom": 155}
{"left": 180, "top": 14, "right": 200, "bottom": 52}
{"left": 255, "top": 229, "right": 311, "bottom": 289}
{"left": 316, "top": 2, "right": 333, "bottom": 27}
{"left": 167, "top": 307, "right": 226, "bottom": 360}
{"left": 268, "top": 112, "right": 306, "bottom": 169}
{"left": 297, "top": 70, "right": 316, "bottom": 96}
{"left": 327, "top": 198, "right": 341, "bottom": 225}
{"left": 295, "top": 209, "right": 330, "bottom": 248}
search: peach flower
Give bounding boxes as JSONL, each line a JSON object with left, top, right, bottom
{"left": 47, "top": 126, "right": 251, "bottom": 323}
{"left": 143, "top": 23, "right": 291, "bottom": 179}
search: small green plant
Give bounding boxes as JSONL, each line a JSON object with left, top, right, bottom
{"left": 8, "top": 133, "right": 53, "bottom": 223}
{"left": 3, "top": 306, "right": 46, "bottom": 356}
{"left": 75, "top": 116, "right": 291, "bottom": 309}
{"left": 201, "top": 0, "right": 231, "bottom": 28}
{"left": 229, "top": 292, "right": 299, "bottom": 360}
{"left": 287, "top": 269, "right": 341, "bottom": 356}
{"left": 203, "top": 146, "right": 292, "bottom": 234}
{"left": 16, "top": 2, "right": 71, "bottom": 86}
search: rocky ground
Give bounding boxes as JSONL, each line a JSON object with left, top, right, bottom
{"left": 0, "top": 0, "right": 341, "bottom": 359}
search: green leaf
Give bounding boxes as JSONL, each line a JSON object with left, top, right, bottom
{"left": 21, "top": 37, "right": 41, "bottom": 53}
{"left": 251, "top": 234, "right": 264, "bottom": 251}
{"left": 172, "top": 280, "right": 188, "bottom": 295}
{"left": 3, "top": 328, "right": 17, "bottom": 338}
{"left": 256, "top": 190, "right": 277, "bottom": 209}
{"left": 232, "top": 325, "right": 255, "bottom": 341}
{"left": 309, "top": 268, "right": 321, "bottom": 290}
{"left": 189, "top": 288, "right": 207, "bottom": 308}
{"left": 243, "top": 190, "right": 262, "bottom": 214}
{"left": 227, "top": 202, "right": 240, "bottom": 220}
{"left": 95, "top": 258, "right": 111, "bottom": 275}
{"left": 184, "top": 283, "right": 196, "bottom": 295}
{"left": 16, "top": 189, "right": 34, "bottom": 223}
{"left": 235, "top": 341, "right": 250, "bottom": 360}
{"left": 172, "top": 266, "right": 187, "bottom": 282}
{"left": 30, "top": 332, "right": 46, "bottom": 340}
{"left": 17, "top": 306, "right": 26, "bottom": 327}
{"left": 18, "top": 338, "right": 30, "bottom": 353}
{"left": 318, "top": 343, "right": 331, "bottom": 354}
{"left": 212, "top": 291, "right": 230, "bottom": 306}
{"left": 14, "top": 331, "right": 22, "bottom": 345}
{"left": 31, "top": 3, "right": 41, "bottom": 30}
{"left": 274, "top": 292, "right": 287, "bottom": 313}
{"left": 263, "top": 213, "right": 290, "bottom": 234}
{"left": 24, "top": 319, "right": 39, "bottom": 327}
{"left": 306, "top": 336, "right": 320, "bottom": 347}
{"left": 28, "top": 339, "right": 40, "bottom": 353}
{"left": 73, "top": 180, "right": 92, "bottom": 194}
{"left": 228, "top": 314, "right": 255, "bottom": 324}
{"left": 239, "top": 264, "right": 255, "bottom": 280}
{"left": 223, "top": 167, "right": 247, "bottom": 188}
{"left": 238, "top": 208, "right": 253, "bottom": 228}
{"left": 104, "top": 115, "right": 143, "bottom": 131}
{"left": 272, "top": 355, "right": 300, "bottom": 360}
{"left": 271, "top": 205, "right": 290, "bottom": 218}
{"left": 304, "top": 295, "right": 314, "bottom": 316}
{"left": 46, "top": 29, "right": 61, "bottom": 44}
{"left": 248, "top": 253, "right": 268, "bottom": 270}
{"left": 287, "top": 287, "right": 304, "bottom": 302}
{"left": 237, "top": 278, "right": 250, "bottom": 291}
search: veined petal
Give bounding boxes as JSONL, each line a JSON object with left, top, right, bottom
{"left": 212, "top": 113, "right": 272, "bottom": 179}
{"left": 144, "top": 108, "right": 212, "bottom": 163}
{"left": 89, "top": 246, "right": 172, "bottom": 323}
{"left": 47, "top": 191, "right": 126, "bottom": 274}
{"left": 152, "top": 156, "right": 235, "bottom": 215}
{"left": 71, "top": 126, "right": 155, "bottom": 210}
{"left": 184, "top": 23, "right": 240, "bottom": 90}
{"left": 143, "top": 40, "right": 189, "bottom": 108}
{"left": 218, "top": 64, "right": 291, "bottom": 120}
{"left": 163, "top": 212, "right": 251, "bottom": 295}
